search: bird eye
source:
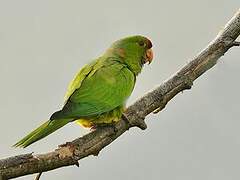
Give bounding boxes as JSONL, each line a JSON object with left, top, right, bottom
{"left": 138, "top": 41, "right": 145, "bottom": 47}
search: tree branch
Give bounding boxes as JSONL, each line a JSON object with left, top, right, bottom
{"left": 1, "top": 9, "right": 240, "bottom": 180}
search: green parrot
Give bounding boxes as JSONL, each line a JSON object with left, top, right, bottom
{"left": 14, "top": 35, "right": 153, "bottom": 148}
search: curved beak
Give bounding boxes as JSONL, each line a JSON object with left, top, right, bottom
{"left": 145, "top": 48, "right": 153, "bottom": 64}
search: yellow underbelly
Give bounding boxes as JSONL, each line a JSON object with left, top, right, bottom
{"left": 75, "top": 119, "right": 93, "bottom": 128}
{"left": 75, "top": 106, "right": 124, "bottom": 128}
{"left": 75, "top": 117, "right": 120, "bottom": 128}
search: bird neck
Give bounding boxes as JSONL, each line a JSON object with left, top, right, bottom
{"left": 104, "top": 48, "right": 143, "bottom": 76}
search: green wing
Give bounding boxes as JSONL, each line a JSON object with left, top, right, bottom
{"left": 63, "top": 59, "right": 99, "bottom": 104}
{"left": 51, "top": 58, "right": 135, "bottom": 119}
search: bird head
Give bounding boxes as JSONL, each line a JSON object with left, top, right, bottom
{"left": 107, "top": 35, "right": 153, "bottom": 75}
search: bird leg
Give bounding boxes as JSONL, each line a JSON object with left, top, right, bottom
{"left": 91, "top": 123, "right": 118, "bottom": 133}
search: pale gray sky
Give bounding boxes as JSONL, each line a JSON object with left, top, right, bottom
{"left": 0, "top": 0, "right": 240, "bottom": 180}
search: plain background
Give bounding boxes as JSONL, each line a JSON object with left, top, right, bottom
{"left": 0, "top": 1, "right": 240, "bottom": 179}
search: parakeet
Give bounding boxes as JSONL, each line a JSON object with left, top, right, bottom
{"left": 14, "top": 35, "right": 153, "bottom": 148}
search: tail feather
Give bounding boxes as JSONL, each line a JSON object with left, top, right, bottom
{"left": 13, "top": 119, "right": 72, "bottom": 148}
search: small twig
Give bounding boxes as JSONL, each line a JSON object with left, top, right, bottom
{"left": 34, "top": 172, "right": 42, "bottom": 180}
{"left": 232, "top": 41, "right": 240, "bottom": 46}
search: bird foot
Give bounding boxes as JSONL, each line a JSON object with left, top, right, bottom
{"left": 91, "top": 123, "right": 118, "bottom": 133}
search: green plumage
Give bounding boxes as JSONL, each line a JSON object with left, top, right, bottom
{"left": 14, "top": 119, "right": 71, "bottom": 148}
{"left": 14, "top": 35, "right": 153, "bottom": 148}
{"left": 51, "top": 58, "right": 135, "bottom": 119}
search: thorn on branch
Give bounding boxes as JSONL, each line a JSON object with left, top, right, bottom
{"left": 231, "top": 41, "right": 240, "bottom": 47}
{"left": 74, "top": 161, "right": 80, "bottom": 167}
{"left": 133, "top": 115, "right": 147, "bottom": 130}
{"left": 92, "top": 150, "right": 100, "bottom": 156}
{"left": 122, "top": 113, "right": 147, "bottom": 130}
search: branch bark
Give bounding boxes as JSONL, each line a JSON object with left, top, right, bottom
{"left": 1, "top": 9, "right": 240, "bottom": 180}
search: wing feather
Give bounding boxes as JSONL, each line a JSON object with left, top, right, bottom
{"left": 51, "top": 59, "right": 135, "bottom": 119}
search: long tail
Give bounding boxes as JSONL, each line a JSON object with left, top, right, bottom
{"left": 13, "top": 118, "right": 72, "bottom": 148}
